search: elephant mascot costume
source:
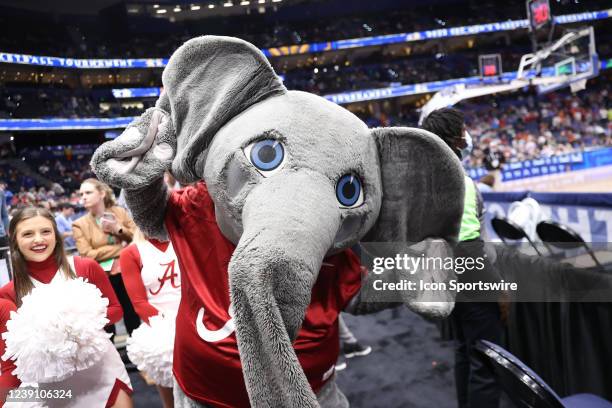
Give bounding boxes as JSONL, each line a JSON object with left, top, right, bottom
{"left": 92, "top": 36, "right": 465, "bottom": 408}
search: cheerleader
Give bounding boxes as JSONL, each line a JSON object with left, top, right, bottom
{"left": 120, "top": 230, "right": 181, "bottom": 408}
{"left": 0, "top": 206, "right": 133, "bottom": 407}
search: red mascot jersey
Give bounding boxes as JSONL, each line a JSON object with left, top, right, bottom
{"left": 165, "top": 182, "right": 363, "bottom": 407}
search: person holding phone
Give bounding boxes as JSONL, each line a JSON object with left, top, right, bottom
{"left": 72, "top": 178, "right": 140, "bottom": 335}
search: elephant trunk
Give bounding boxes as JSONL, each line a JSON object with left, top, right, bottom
{"left": 229, "top": 171, "right": 340, "bottom": 407}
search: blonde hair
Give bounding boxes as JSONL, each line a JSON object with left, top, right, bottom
{"left": 81, "top": 178, "right": 116, "bottom": 208}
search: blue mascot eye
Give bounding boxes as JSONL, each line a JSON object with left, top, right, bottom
{"left": 336, "top": 174, "right": 364, "bottom": 208}
{"left": 248, "top": 139, "right": 284, "bottom": 172}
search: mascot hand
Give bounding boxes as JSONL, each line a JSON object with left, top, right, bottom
{"left": 91, "top": 107, "right": 176, "bottom": 189}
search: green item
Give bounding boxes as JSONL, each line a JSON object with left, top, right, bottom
{"left": 459, "top": 175, "right": 481, "bottom": 242}
{"left": 99, "top": 258, "right": 114, "bottom": 272}
{"left": 95, "top": 216, "right": 116, "bottom": 245}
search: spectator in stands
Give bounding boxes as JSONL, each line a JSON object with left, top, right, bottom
{"left": 55, "top": 202, "right": 77, "bottom": 253}
{"left": 72, "top": 178, "right": 140, "bottom": 336}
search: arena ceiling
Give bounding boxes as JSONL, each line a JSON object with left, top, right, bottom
{"left": 0, "top": 0, "right": 313, "bottom": 16}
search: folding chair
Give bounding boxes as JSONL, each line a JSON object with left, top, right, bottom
{"left": 536, "top": 221, "right": 605, "bottom": 271}
{"left": 475, "top": 340, "right": 612, "bottom": 408}
{"left": 491, "top": 216, "right": 543, "bottom": 256}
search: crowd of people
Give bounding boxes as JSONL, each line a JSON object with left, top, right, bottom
{"left": 285, "top": 51, "right": 511, "bottom": 95}
{"left": 0, "top": 75, "right": 609, "bottom": 204}
{"left": 462, "top": 80, "right": 611, "bottom": 168}
{"left": 32, "top": 155, "right": 96, "bottom": 193}
{"left": 1, "top": 0, "right": 606, "bottom": 59}
{"left": 0, "top": 145, "right": 95, "bottom": 203}
{"left": 0, "top": 86, "right": 157, "bottom": 120}
{"left": 2, "top": 47, "right": 609, "bottom": 121}
{"left": 361, "top": 79, "right": 611, "bottom": 169}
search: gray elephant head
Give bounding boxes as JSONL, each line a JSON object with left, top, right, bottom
{"left": 92, "top": 36, "right": 464, "bottom": 407}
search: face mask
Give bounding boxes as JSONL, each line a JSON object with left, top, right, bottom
{"left": 460, "top": 130, "right": 473, "bottom": 161}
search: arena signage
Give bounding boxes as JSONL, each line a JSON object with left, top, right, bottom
{"left": 325, "top": 88, "right": 395, "bottom": 104}
{"left": 0, "top": 53, "right": 168, "bottom": 69}
{"left": 112, "top": 88, "right": 162, "bottom": 98}
{"left": 0, "top": 10, "right": 609, "bottom": 67}
{"left": 484, "top": 200, "right": 612, "bottom": 243}
{"left": 468, "top": 148, "right": 612, "bottom": 183}
{"left": 263, "top": 9, "right": 610, "bottom": 56}
{"left": 0, "top": 117, "right": 137, "bottom": 131}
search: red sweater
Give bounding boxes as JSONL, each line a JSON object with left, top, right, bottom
{"left": 119, "top": 239, "right": 170, "bottom": 324}
{"left": 0, "top": 255, "right": 124, "bottom": 399}
{"left": 166, "top": 181, "right": 363, "bottom": 407}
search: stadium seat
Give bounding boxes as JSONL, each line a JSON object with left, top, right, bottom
{"left": 474, "top": 340, "right": 612, "bottom": 408}
{"left": 536, "top": 221, "right": 610, "bottom": 272}
{"left": 491, "top": 216, "right": 543, "bottom": 256}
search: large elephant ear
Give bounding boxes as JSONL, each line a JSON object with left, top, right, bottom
{"left": 162, "top": 35, "right": 287, "bottom": 183}
{"left": 365, "top": 127, "right": 464, "bottom": 244}
{"left": 364, "top": 127, "right": 465, "bottom": 318}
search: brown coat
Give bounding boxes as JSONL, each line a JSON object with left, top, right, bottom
{"left": 72, "top": 206, "right": 136, "bottom": 262}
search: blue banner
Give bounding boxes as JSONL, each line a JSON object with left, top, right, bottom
{"left": 112, "top": 88, "right": 162, "bottom": 98}
{"left": 0, "top": 54, "right": 168, "bottom": 69}
{"left": 483, "top": 193, "right": 612, "bottom": 242}
{"left": 0, "top": 117, "right": 137, "bottom": 131}
{"left": 0, "top": 10, "right": 609, "bottom": 68}
{"left": 262, "top": 9, "right": 610, "bottom": 57}
{"left": 468, "top": 148, "right": 612, "bottom": 182}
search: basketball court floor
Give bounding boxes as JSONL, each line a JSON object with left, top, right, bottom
{"left": 496, "top": 165, "right": 612, "bottom": 193}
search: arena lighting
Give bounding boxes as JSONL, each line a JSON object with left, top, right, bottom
{"left": 240, "top": 0, "right": 250, "bottom": 5}
{"left": 174, "top": 6, "right": 182, "bottom": 12}
{"left": 208, "top": 4, "right": 215, "bottom": 8}
{"left": 272, "top": 0, "right": 281, "bottom": 2}
{"left": 153, "top": 4, "right": 159, "bottom": 8}
{"left": 156, "top": 9, "right": 167, "bottom": 13}
{"left": 191, "top": 4, "right": 201, "bottom": 10}
{"left": 223, "top": 1, "right": 233, "bottom": 6}
{"left": 258, "top": 0, "right": 265, "bottom": 3}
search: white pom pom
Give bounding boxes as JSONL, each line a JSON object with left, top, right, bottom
{"left": 2, "top": 277, "right": 111, "bottom": 383}
{"left": 127, "top": 314, "right": 175, "bottom": 388}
